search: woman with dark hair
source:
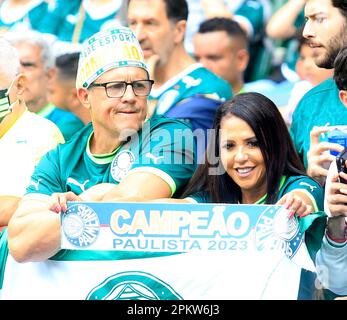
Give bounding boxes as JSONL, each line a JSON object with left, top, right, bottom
{"left": 157, "top": 92, "right": 326, "bottom": 300}
{"left": 165, "top": 92, "right": 323, "bottom": 216}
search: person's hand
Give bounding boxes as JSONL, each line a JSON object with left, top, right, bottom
{"left": 201, "top": 0, "right": 232, "bottom": 19}
{"left": 326, "top": 167, "right": 347, "bottom": 217}
{"left": 307, "top": 126, "right": 344, "bottom": 186}
{"left": 50, "top": 191, "right": 82, "bottom": 213}
{"left": 277, "top": 192, "right": 313, "bottom": 219}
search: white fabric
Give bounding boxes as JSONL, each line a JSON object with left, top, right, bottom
{"left": 0, "top": 0, "right": 43, "bottom": 24}
{"left": 0, "top": 111, "right": 63, "bottom": 197}
{"left": 1, "top": 250, "right": 302, "bottom": 300}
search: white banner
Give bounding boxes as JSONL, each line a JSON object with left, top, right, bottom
{"left": 0, "top": 202, "right": 315, "bottom": 300}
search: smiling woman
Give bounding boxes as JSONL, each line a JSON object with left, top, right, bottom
{"left": 152, "top": 92, "right": 327, "bottom": 299}
{"left": 180, "top": 93, "right": 323, "bottom": 210}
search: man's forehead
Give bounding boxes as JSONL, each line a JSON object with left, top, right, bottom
{"left": 305, "top": 0, "right": 333, "bottom": 16}
{"left": 96, "top": 66, "right": 148, "bottom": 81}
{"left": 128, "top": 0, "right": 166, "bottom": 17}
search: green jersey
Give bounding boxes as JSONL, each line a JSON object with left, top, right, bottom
{"left": 38, "top": 0, "right": 124, "bottom": 43}
{"left": 150, "top": 64, "right": 231, "bottom": 142}
{"left": 26, "top": 116, "right": 197, "bottom": 197}
{"left": 290, "top": 79, "right": 347, "bottom": 168}
{"left": 151, "top": 64, "right": 231, "bottom": 118}
{"left": 0, "top": 1, "right": 48, "bottom": 35}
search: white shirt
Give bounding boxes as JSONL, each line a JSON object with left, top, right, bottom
{"left": 0, "top": 110, "right": 64, "bottom": 197}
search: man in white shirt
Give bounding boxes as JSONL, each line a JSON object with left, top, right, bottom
{"left": 0, "top": 38, "right": 64, "bottom": 227}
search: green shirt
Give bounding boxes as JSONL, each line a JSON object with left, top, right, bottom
{"left": 26, "top": 116, "right": 197, "bottom": 198}
{"left": 290, "top": 78, "right": 347, "bottom": 168}
{"left": 150, "top": 64, "right": 232, "bottom": 118}
{"left": 38, "top": 0, "right": 123, "bottom": 43}
{"left": 234, "top": 0, "right": 264, "bottom": 41}
{"left": 0, "top": 1, "right": 48, "bottom": 34}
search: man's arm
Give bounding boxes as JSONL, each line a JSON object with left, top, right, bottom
{"left": 0, "top": 196, "right": 21, "bottom": 227}
{"left": 7, "top": 194, "right": 61, "bottom": 262}
{"left": 266, "top": 0, "right": 305, "bottom": 40}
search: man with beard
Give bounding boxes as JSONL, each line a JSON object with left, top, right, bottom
{"left": 290, "top": 0, "right": 347, "bottom": 186}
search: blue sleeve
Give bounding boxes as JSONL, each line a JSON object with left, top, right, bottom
{"left": 165, "top": 95, "right": 221, "bottom": 132}
{"left": 316, "top": 236, "right": 347, "bottom": 297}
{"left": 165, "top": 95, "right": 222, "bottom": 161}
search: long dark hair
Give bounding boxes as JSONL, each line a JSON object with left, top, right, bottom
{"left": 182, "top": 92, "right": 306, "bottom": 204}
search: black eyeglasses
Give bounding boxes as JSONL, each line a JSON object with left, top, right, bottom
{"left": 89, "top": 80, "right": 154, "bottom": 98}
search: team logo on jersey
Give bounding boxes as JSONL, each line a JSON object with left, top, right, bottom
{"left": 28, "top": 178, "right": 41, "bottom": 191}
{"left": 254, "top": 206, "right": 303, "bottom": 259}
{"left": 182, "top": 75, "right": 202, "bottom": 89}
{"left": 86, "top": 271, "right": 182, "bottom": 300}
{"left": 111, "top": 150, "right": 135, "bottom": 182}
{"left": 145, "top": 152, "right": 164, "bottom": 164}
{"left": 67, "top": 177, "right": 90, "bottom": 192}
{"left": 299, "top": 182, "right": 317, "bottom": 192}
{"left": 62, "top": 204, "right": 100, "bottom": 248}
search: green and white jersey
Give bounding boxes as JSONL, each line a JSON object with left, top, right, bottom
{"left": 185, "top": 0, "right": 266, "bottom": 54}
{"left": 290, "top": 78, "right": 347, "bottom": 168}
{"left": 26, "top": 116, "right": 196, "bottom": 197}
{"left": 39, "top": 0, "right": 123, "bottom": 43}
{"left": 150, "top": 63, "right": 232, "bottom": 118}
{"left": 0, "top": 0, "right": 48, "bottom": 35}
{"left": 232, "top": 0, "right": 265, "bottom": 40}
{"left": 0, "top": 110, "right": 64, "bottom": 197}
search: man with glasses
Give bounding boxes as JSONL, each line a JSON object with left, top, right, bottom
{"left": 0, "top": 38, "right": 64, "bottom": 228}
{"left": 7, "top": 26, "right": 197, "bottom": 262}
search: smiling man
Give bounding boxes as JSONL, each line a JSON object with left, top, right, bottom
{"left": 7, "top": 26, "right": 196, "bottom": 262}
{"left": 290, "top": 0, "right": 347, "bottom": 185}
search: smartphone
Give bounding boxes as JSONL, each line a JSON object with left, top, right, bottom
{"left": 336, "top": 147, "right": 347, "bottom": 184}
